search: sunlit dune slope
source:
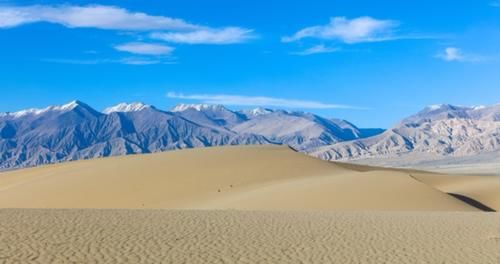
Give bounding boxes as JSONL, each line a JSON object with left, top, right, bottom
{"left": 0, "top": 145, "right": 480, "bottom": 211}
{"left": 415, "top": 172, "right": 500, "bottom": 211}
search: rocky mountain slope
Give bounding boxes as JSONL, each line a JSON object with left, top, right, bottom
{"left": 310, "top": 104, "right": 500, "bottom": 167}
{"left": 231, "top": 110, "right": 381, "bottom": 151}
{"left": 0, "top": 101, "right": 381, "bottom": 170}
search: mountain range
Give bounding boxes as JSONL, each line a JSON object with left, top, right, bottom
{"left": 310, "top": 104, "right": 500, "bottom": 169}
{"left": 0, "top": 101, "right": 382, "bottom": 170}
{"left": 1, "top": 101, "right": 499, "bottom": 171}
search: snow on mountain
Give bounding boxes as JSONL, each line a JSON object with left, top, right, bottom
{"left": 171, "top": 103, "right": 248, "bottom": 129}
{"left": 310, "top": 103, "right": 500, "bottom": 167}
{"left": 0, "top": 101, "right": 275, "bottom": 170}
{"left": 239, "top": 107, "right": 274, "bottom": 118}
{"left": 1, "top": 100, "right": 83, "bottom": 119}
{"left": 2, "top": 100, "right": 495, "bottom": 170}
{"left": 231, "top": 110, "right": 374, "bottom": 151}
{"left": 473, "top": 105, "right": 486, "bottom": 110}
{"left": 103, "top": 102, "right": 152, "bottom": 114}
{"left": 401, "top": 104, "right": 472, "bottom": 124}
{"left": 469, "top": 104, "right": 500, "bottom": 121}
{"left": 171, "top": 104, "right": 227, "bottom": 112}
{"left": 171, "top": 104, "right": 383, "bottom": 150}
{"left": 400, "top": 103, "right": 500, "bottom": 124}
{"left": 0, "top": 101, "right": 384, "bottom": 170}
{"left": 8, "top": 100, "right": 498, "bottom": 171}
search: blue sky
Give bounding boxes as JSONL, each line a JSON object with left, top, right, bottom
{"left": 0, "top": 0, "right": 499, "bottom": 128}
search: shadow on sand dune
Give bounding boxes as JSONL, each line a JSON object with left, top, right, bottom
{"left": 447, "top": 193, "right": 496, "bottom": 212}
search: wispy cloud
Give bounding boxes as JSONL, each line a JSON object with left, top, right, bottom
{"left": 42, "top": 57, "right": 176, "bottom": 65}
{"left": 0, "top": 5, "right": 200, "bottom": 30}
{"left": 282, "top": 16, "right": 399, "bottom": 44}
{"left": 291, "top": 44, "right": 340, "bottom": 56}
{"left": 0, "top": 4, "right": 255, "bottom": 63}
{"left": 114, "top": 42, "right": 174, "bottom": 55}
{"left": 150, "top": 27, "right": 255, "bottom": 44}
{"left": 435, "top": 47, "right": 488, "bottom": 62}
{"left": 166, "top": 92, "right": 362, "bottom": 109}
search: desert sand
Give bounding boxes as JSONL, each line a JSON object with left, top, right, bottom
{"left": 414, "top": 172, "right": 500, "bottom": 211}
{"left": 1, "top": 210, "right": 500, "bottom": 263}
{"left": 0, "top": 145, "right": 481, "bottom": 211}
{"left": 1, "top": 145, "right": 499, "bottom": 263}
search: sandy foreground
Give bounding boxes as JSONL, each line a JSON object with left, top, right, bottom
{"left": 1, "top": 145, "right": 500, "bottom": 263}
{"left": 1, "top": 210, "right": 500, "bottom": 263}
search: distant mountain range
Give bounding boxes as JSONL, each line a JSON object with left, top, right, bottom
{"left": 310, "top": 104, "right": 500, "bottom": 168}
{"left": 1, "top": 101, "right": 499, "bottom": 171}
{"left": 0, "top": 101, "right": 382, "bottom": 170}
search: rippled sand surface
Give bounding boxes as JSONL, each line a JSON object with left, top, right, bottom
{"left": 1, "top": 209, "right": 499, "bottom": 264}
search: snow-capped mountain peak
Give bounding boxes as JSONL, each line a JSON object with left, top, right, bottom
{"left": 103, "top": 102, "right": 152, "bottom": 114}
{"left": 238, "top": 107, "right": 274, "bottom": 118}
{"left": 311, "top": 103, "right": 500, "bottom": 167}
{"left": 472, "top": 105, "right": 486, "bottom": 110}
{"left": 249, "top": 107, "right": 274, "bottom": 116}
{"left": 171, "top": 104, "right": 227, "bottom": 112}
{"left": 59, "top": 100, "right": 82, "bottom": 111}
{"left": 423, "top": 104, "right": 467, "bottom": 112}
{"left": 3, "top": 100, "right": 83, "bottom": 118}
{"left": 425, "top": 104, "right": 447, "bottom": 111}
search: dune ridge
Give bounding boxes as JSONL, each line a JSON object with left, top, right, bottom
{"left": 0, "top": 145, "right": 484, "bottom": 211}
{"left": 414, "top": 172, "right": 500, "bottom": 211}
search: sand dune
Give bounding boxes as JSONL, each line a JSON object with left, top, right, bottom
{"left": 0, "top": 145, "right": 479, "bottom": 211}
{"left": 200, "top": 170, "right": 475, "bottom": 211}
{"left": 414, "top": 172, "right": 500, "bottom": 211}
{"left": 1, "top": 209, "right": 499, "bottom": 264}
{"left": 1, "top": 145, "right": 500, "bottom": 263}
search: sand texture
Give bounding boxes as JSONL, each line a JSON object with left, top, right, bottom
{"left": 1, "top": 209, "right": 499, "bottom": 264}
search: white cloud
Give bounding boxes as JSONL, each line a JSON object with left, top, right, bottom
{"left": 0, "top": 5, "right": 200, "bottom": 30}
{"left": 42, "top": 57, "right": 175, "bottom": 65}
{"left": 166, "top": 92, "right": 360, "bottom": 109}
{"left": 438, "top": 47, "right": 464, "bottom": 61}
{"left": 114, "top": 42, "right": 174, "bottom": 55}
{"left": 0, "top": 4, "right": 256, "bottom": 62}
{"left": 490, "top": 0, "right": 500, "bottom": 7}
{"left": 282, "top": 16, "right": 399, "bottom": 43}
{"left": 436, "top": 47, "right": 487, "bottom": 62}
{"left": 291, "top": 44, "right": 340, "bottom": 56}
{"left": 150, "top": 27, "right": 255, "bottom": 44}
